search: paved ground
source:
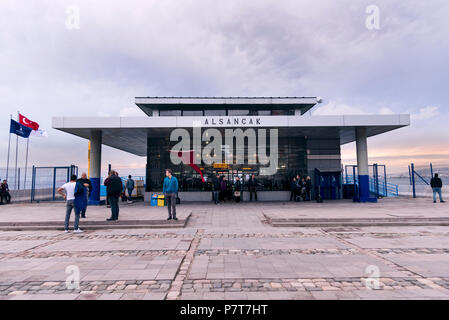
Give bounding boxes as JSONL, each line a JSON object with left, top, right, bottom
{"left": 0, "top": 197, "right": 449, "bottom": 300}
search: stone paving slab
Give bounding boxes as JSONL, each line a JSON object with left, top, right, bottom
{"left": 188, "top": 254, "right": 407, "bottom": 280}
{"left": 198, "top": 237, "right": 350, "bottom": 250}
{"left": 33, "top": 238, "right": 192, "bottom": 252}
{"left": 261, "top": 198, "right": 449, "bottom": 220}
{"left": 0, "top": 240, "right": 50, "bottom": 253}
{"left": 381, "top": 254, "right": 449, "bottom": 278}
{"left": 0, "top": 202, "right": 191, "bottom": 230}
{"left": 344, "top": 235, "right": 449, "bottom": 249}
{"left": 0, "top": 255, "right": 183, "bottom": 282}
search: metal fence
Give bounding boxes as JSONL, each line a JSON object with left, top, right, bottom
{"left": 405, "top": 163, "right": 449, "bottom": 198}
{"left": 344, "top": 164, "right": 399, "bottom": 198}
{"left": 31, "top": 165, "right": 78, "bottom": 202}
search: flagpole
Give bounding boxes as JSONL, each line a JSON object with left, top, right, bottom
{"left": 6, "top": 114, "right": 12, "bottom": 181}
{"left": 24, "top": 137, "right": 29, "bottom": 190}
{"left": 14, "top": 111, "right": 19, "bottom": 189}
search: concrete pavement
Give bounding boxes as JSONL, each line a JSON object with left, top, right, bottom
{"left": 0, "top": 197, "right": 448, "bottom": 300}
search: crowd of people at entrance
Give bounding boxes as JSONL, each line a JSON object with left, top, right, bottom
{"left": 290, "top": 175, "right": 313, "bottom": 202}
{"left": 211, "top": 174, "right": 258, "bottom": 204}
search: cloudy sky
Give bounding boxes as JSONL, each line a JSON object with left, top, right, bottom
{"left": 1, "top": 0, "right": 448, "bottom": 175}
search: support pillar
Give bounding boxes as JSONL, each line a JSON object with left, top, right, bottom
{"left": 353, "top": 127, "right": 377, "bottom": 203}
{"left": 89, "top": 130, "right": 104, "bottom": 205}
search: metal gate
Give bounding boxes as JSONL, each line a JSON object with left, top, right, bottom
{"left": 31, "top": 165, "right": 78, "bottom": 202}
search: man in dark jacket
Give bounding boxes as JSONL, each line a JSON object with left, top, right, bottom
{"left": 77, "top": 173, "right": 92, "bottom": 218}
{"left": 104, "top": 170, "right": 123, "bottom": 221}
{"left": 0, "top": 180, "right": 11, "bottom": 204}
{"left": 212, "top": 174, "right": 221, "bottom": 205}
{"left": 248, "top": 174, "right": 258, "bottom": 201}
{"left": 430, "top": 173, "right": 445, "bottom": 203}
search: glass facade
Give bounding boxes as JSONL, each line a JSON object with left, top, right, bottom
{"left": 145, "top": 131, "right": 308, "bottom": 192}
{"left": 156, "top": 109, "right": 295, "bottom": 116}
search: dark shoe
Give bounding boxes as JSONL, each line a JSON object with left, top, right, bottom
{"left": 441, "top": 201, "right": 446, "bottom": 203}
{"left": 167, "top": 217, "right": 172, "bottom": 220}
{"left": 81, "top": 216, "right": 86, "bottom": 219}
{"left": 434, "top": 201, "right": 437, "bottom": 203}
{"left": 173, "top": 217, "right": 178, "bottom": 221}
{"left": 106, "top": 218, "right": 116, "bottom": 221}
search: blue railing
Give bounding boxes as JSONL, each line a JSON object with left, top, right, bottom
{"left": 345, "top": 175, "right": 399, "bottom": 197}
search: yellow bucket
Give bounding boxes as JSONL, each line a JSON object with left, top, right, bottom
{"left": 157, "top": 195, "right": 165, "bottom": 207}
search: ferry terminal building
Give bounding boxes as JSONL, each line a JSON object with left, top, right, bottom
{"left": 52, "top": 97, "right": 410, "bottom": 203}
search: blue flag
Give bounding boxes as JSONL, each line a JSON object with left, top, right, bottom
{"left": 10, "top": 119, "right": 32, "bottom": 138}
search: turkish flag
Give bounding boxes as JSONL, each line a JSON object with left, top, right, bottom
{"left": 19, "top": 114, "right": 39, "bottom": 131}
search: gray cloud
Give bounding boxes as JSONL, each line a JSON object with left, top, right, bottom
{"left": 0, "top": 0, "right": 448, "bottom": 173}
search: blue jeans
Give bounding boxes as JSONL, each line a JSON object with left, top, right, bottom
{"left": 65, "top": 200, "right": 80, "bottom": 230}
{"left": 128, "top": 188, "right": 134, "bottom": 200}
{"left": 213, "top": 191, "right": 220, "bottom": 204}
{"left": 433, "top": 188, "right": 444, "bottom": 202}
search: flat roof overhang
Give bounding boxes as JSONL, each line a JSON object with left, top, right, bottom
{"left": 135, "top": 97, "right": 320, "bottom": 116}
{"left": 52, "top": 114, "right": 410, "bottom": 157}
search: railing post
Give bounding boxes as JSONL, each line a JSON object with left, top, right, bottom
{"left": 31, "top": 166, "right": 35, "bottom": 202}
{"left": 411, "top": 163, "right": 416, "bottom": 198}
{"left": 53, "top": 167, "right": 56, "bottom": 201}
{"left": 408, "top": 165, "right": 412, "bottom": 185}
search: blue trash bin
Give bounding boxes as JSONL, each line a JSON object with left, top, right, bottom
{"left": 151, "top": 194, "right": 158, "bottom": 207}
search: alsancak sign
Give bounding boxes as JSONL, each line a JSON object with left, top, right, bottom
{"left": 203, "top": 117, "right": 262, "bottom": 126}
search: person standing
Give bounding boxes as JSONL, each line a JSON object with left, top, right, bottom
{"left": 290, "top": 177, "right": 297, "bottom": 201}
{"left": 212, "top": 174, "right": 221, "bottom": 205}
{"left": 1, "top": 180, "right": 11, "bottom": 204}
{"left": 220, "top": 176, "right": 227, "bottom": 202}
{"left": 57, "top": 175, "right": 83, "bottom": 233}
{"left": 430, "top": 173, "right": 445, "bottom": 203}
{"left": 233, "top": 176, "right": 243, "bottom": 203}
{"left": 305, "top": 176, "right": 313, "bottom": 201}
{"left": 104, "top": 170, "right": 123, "bottom": 221}
{"left": 77, "top": 173, "right": 92, "bottom": 218}
{"left": 126, "top": 175, "right": 135, "bottom": 204}
{"left": 248, "top": 174, "right": 258, "bottom": 201}
{"left": 163, "top": 169, "right": 179, "bottom": 220}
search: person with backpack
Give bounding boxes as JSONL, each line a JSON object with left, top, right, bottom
{"left": 126, "top": 175, "right": 135, "bottom": 203}
{"left": 163, "top": 169, "right": 179, "bottom": 220}
{"left": 430, "top": 173, "right": 445, "bottom": 203}
{"left": 57, "top": 174, "right": 85, "bottom": 233}
{"left": 104, "top": 170, "right": 123, "bottom": 221}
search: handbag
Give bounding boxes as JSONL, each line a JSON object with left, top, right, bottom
{"left": 234, "top": 191, "right": 241, "bottom": 197}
